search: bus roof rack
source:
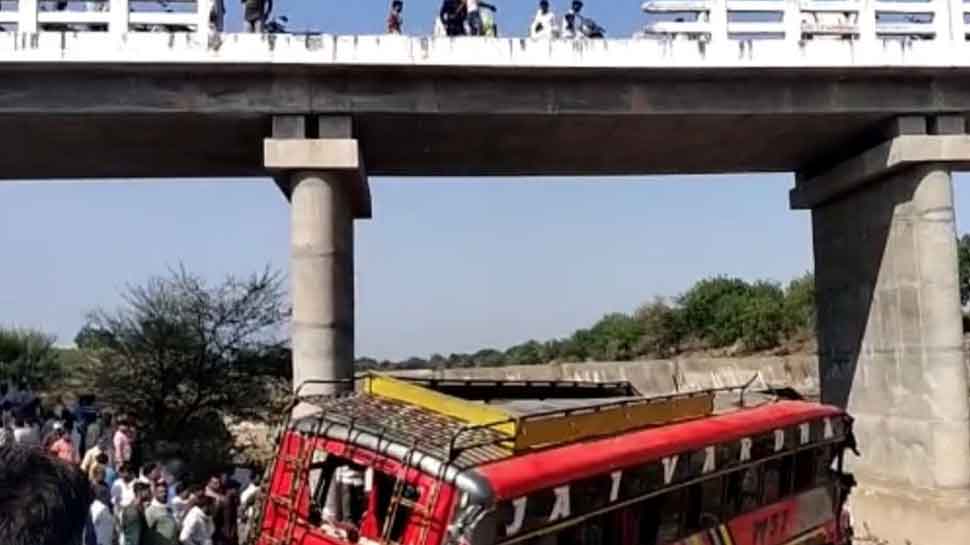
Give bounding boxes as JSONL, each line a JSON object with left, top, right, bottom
{"left": 283, "top": 373, "right": 764, "bottom": 466}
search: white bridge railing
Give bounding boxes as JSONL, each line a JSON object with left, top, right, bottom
{"left": 1, "top": 0, "right": 968, "bottom": 53}
{"left": 641, "top": 0, "right": 969, "bottom": 42}
{"left": 0, "top": 0, "right": 211, "bottom": 38}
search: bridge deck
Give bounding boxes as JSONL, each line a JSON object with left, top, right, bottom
{"left": 1, "top": 33, "right": 969, "bottom": 179}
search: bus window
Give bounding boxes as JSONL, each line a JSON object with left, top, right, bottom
{"left": 307, "top": 455, "right": 338, "bottom": 525}
{"left": 655, "top": 489, "right": 686, "bottom": 545}
{"left": 725, "top": 467, "right": 761, "bottom": 517}
{"left": 638, "top": 497, "right": 662, "bottom": 545}
{"left": 794, "top": 449, "right": 817, "bottom": 492}
{"left": 700, "top": 477, "right": 724, "bottom": 528}
{"left": 331, "top": 466, "right": 367, "bottom": 524}
{"left": 762, "top": 456, "right": 795, "bottom": 504}
{"left": 762, "top": 460, "right": 782, "bottom": 504}
{"left": 305, "top": 455, "right": 369, "bottom": 531}
{"left": 815, "top": 445, "right": 833, "bottom": 483}
{"left": 373, "top": 470, "right": 422, "bottom": 543}
{"left": 622, "top": 462, "right": 664, "bottom": 499}
{"left": 740, "top": 467, "right": 761, "bottom": 513}
{"left": 578, "top": 517, "right": 607, "bottom": 545}
{"left": 684, "top": 477, "right": 723, "bottom": 535}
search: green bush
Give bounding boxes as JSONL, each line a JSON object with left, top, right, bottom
{"left": 0, "top": 327, "right": 63, "bottom": 390}
{"left": 505, "top": 341, "right": 545, "bottom": 366}
{"left": 588, "top": 314, "right": 645, "bottom": 361}
{"left": 783, "top": 273, "right": 815, "bottom": 336}
{"left": 634, "top": 299, "right": 685, "bottom": 358}
{"left": 677, "top": 278, "right": 786, "bottom": 351}
{"left": 678, "top": 277, "right": 751, "bottom": 346}
{"left": 738, "top": 282, "right": 786, "bottom": 351}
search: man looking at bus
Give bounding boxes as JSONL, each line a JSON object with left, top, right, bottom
{"left": 0, "top": 444, "right": 93, "bottom": 545}
{"left": 113, "top": 464, "right": 138, "bottom": 512}
{"left": 121, "top": 482, "right": 153, "bottom": 545}
{"left": 146, "top": 482, "right": 179, "bottom": 545}
{"left": 180, "top": 496, "right": 216, "bottom": 545}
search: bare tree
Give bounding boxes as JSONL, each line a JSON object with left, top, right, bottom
{"left": 80, "top": 266, "right": 289, "bottom": 469}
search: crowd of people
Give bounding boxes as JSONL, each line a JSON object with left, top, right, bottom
{"left": 0, "top": 381, "right": 263, "bottom": 545}
{"left": 385, "top": 0, "right": 604, "bottom": 39}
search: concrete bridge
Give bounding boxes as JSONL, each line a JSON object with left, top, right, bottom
{"left": 3, "top": 0, "right": 970, "bottom": 541}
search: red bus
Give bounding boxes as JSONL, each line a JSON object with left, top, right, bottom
{"left": 252, "top": 375, "right": 855, "bottom": 545}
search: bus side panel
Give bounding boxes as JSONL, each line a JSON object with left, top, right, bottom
{"left": 727, "top": 487, "right": 835, "bottom": 545}
{"left": 256, "top": 431, "right": 312, "bottom": 545}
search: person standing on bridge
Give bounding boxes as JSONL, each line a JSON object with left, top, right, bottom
{"left": 530, "top": 0, "right": 558, "bottom": 38}
{"left": 439, "top": 0, "right": 467, "bottom": 36}
{"left": 209, "top": 0, "right": 226, "bottom": 32}
{"left": 243, "top": 0, "right": 273, "bottom": 33}
{"left": 387, "top": 0, "right": 404, "bottom": 34}
{"left": 466, "top": 0, "right": 497, "bottom": 36}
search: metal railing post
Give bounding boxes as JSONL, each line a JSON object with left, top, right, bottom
{"left": 109, "top": 0, "right": 129, "bottom": 37}
{"left": 197, "top": 0, "right": 212, "bottom": 46}
{"left": 709, "top": 0, "right": 729, "bottom": 42}
{"left": 945, "top": 0, "right": 965, "bottom": 42}
{"left": 19, "top": 0, "right": 38, "bottom": 33}
{"left": 933, "top": 0, "right": 950, "bottom": 40}
{"left": 784, "top": 0, "right": 802, "bottom": 44}
{"left": 858, "top": 0, "right": 876, "bottom": 42}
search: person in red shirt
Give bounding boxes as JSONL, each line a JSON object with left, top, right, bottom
{"left": 387, "top": 1, "right": 404, "bottom": 34}
{"left": 49, "top": 423, "right": 79, "bottom": 464}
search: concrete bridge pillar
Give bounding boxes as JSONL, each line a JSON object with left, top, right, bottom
{"left": 791, "top": 115, "right": 970, "bottom": 545}
{"left": 265, "top": 115, "right": 372, "bottom": 406}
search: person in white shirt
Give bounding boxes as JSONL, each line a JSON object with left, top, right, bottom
{"left": 562, "top": 1, "right": 580, "bottom": 39}
{"left": 0, "top": 414, "right": 13, "bottom": 448}
{"left": 240, "top": 473, "right": 261, "bottom": 512}
{"left": 89, "top": 486, "right": 115, "bottom": 545}
{"left": 238, "top": 474, "right": 262, "bottom": 543}
{"left": 170, "top": 483, "right": 195, "bottom": 527}
{"left": 12, "top": 416, "right": 39, "bottom": 447}
{"left": 180, "top": 496, "right": 216, "bottom": 545}
{"left": 139, "top": 462, "right": 162, "bottom": 489}
{"left": 111, "top": 464, "right": 137, "bottom": 512}
{"left": 530, "top": 0, "right": 557, "bottom": 38}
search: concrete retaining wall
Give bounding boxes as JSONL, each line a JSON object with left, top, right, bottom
{"left": 404, "top": 355, "right": 820, "bottom": 398}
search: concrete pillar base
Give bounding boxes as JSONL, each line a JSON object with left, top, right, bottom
{"left": 794, "top": 116, "right": 970, "bottom": 544}
{"left": 849, "top": 479, "right": 970, "bottom": 545}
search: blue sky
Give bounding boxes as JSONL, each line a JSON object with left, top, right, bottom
{"left": 3, "top": 3, "right": 969, "bottom": 360}
{"left": 7, "top": 175, "right": 970, "bottom": 360}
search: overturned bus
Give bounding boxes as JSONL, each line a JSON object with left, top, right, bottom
{"left": 251, "top": 374, "right": 856, "bottom": 545}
